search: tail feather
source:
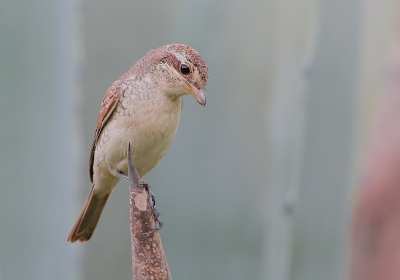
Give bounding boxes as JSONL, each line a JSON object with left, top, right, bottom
{"left": 67, "top": 186, "right": 110, "bottom": 242}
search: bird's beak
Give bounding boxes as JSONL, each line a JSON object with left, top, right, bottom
{"left": 187, "top": 83, "right": 206, "bottom": 106}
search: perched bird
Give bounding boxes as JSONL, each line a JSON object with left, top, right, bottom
{"left": 68, "top": 44, "right": 208, "bottom": 242}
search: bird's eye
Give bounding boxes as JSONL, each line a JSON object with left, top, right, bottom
{"left": 180, "top": 64, "right": 190, "bottom": 75}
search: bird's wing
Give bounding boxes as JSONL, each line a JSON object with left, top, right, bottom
{"left": 89, "top": 81, "right": 121, "bottom": 182}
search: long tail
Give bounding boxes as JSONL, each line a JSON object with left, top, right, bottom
{"left": 67, "top": 185, "right": 110, "bottom": 242}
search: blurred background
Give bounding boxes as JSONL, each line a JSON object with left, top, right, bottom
{"left": 0, "top": 0, "right": 398, "bottom": 279}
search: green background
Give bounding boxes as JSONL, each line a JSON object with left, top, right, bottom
{"left": 0, "top": 0, "right": 393, "bottom": 279}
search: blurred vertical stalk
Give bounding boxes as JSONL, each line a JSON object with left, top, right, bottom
{"left": 37, "top": 0, "right": 83, "bottom": 279}
{"left": 266, "top": 0, "right": 361, "bottom": 279}
{"left": 265, "top": 0, "right": 318, "bottom": 279}
{"left": 0, "top": 0, "right": 82, "bottom": 279}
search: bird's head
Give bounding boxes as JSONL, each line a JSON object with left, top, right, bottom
{"left": 148, "top": 44, "right": 208, "bottom": 106}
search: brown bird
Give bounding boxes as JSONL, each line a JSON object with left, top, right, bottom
{"left": 67, "top": 44, "right": 208, "bottom": 242}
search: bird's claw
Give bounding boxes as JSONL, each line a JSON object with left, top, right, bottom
{"left": 119, "top": 169, "right": 163, "bottom": 233}
{"left": 140, "top": 182, "right": 163, "bottom": 234}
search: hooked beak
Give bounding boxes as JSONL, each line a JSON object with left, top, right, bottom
{"left": 187, "top": 83, "right": 206, "bottom": 106}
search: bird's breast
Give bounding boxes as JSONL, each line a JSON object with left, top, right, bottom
{"left": 94, "top": 93, "right": 182, "bottom": 180}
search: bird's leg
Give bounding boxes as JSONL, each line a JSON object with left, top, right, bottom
{"left": 116, "top": 171, "right": 129, "bottom": 181}
{"left": 118, "top": 170, "right": 163, "bottom": 233}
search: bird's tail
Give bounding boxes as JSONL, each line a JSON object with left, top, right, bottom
{"left": 67, "top": 185, "right": 110, "bottom": 242}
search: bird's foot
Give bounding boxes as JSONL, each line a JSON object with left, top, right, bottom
{"left": 117, "top": 171, "right": 163, "bottom": 233}
{"left": 140, "top": 182, "right": 163, "bottom": 234}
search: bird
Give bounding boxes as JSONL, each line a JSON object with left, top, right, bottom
{"left": 67, "top": 44, "right": 208, "bottom": 242}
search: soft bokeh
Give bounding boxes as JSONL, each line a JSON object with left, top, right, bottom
{"left": 0, "top": 0, "right": 397, "bottom": 279}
